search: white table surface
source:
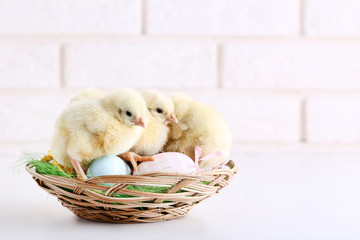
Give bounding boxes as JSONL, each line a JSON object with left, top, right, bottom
{"left": 1, "top": 144, "right": 360, "bottom": 240}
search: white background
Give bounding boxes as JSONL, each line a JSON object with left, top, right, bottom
{"left": 1, "top": 1, "right": 360, "bottom": 239}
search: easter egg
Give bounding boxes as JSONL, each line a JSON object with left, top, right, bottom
{"left": 135, "top": 152, "right": 199, "bottom": 175}
{"left": 135, "top": 147, "right": 231, "bottom": 175}
{"left": 87, "top": 155, "right": 131, "bottom": 179}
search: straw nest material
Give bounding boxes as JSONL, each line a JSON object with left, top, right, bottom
{"left": 26, "top": 160, "right": 237, "bottom": 223}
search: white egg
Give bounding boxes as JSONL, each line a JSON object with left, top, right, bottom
{"left": 87, "top": 155, "right": 131, "bottom": 179}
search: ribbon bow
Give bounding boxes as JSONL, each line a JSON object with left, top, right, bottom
{"left": 194, "top": 146, "right": 231, "bottom": 172}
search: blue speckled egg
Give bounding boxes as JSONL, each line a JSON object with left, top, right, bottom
{"left": 87, "top": 156, "right": 131, "bottom": 179}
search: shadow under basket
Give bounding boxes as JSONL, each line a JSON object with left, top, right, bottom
{"left": 26, "top": 160, "right": 238, "bottom": 223}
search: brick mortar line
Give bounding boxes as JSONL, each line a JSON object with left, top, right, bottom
{"left": 300, "top": 0, "right": 306, "bottom": 37}
{"left": 1, "top": 88, "right": 360, "bottom": 96}
{"left": 141, "top": 0, "right": 147, "bottom": 35}
{"left": 59, "top": 45, "right": 65, "bottom": 88}
{"left": 0, "top": 90, "right": 359, "bottom": 99}
{"left": 300, "top": 98, "right": 307, "bottom": 142}
{"left": 217, "top": 44, "right": 223, "bottom": 88}
{"left": 1, "top": 36, "right": 360, "bottom": 42}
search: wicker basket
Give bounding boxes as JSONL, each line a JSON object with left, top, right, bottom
{"left": 26, "top": 160, "right": 237, "bottom": 223}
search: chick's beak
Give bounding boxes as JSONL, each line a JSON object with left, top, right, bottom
{"left": 134, "top": 116, "right": 146, "bottom": 128}
{"left": 166, "top": 113, "right": 178, "bottom": 123}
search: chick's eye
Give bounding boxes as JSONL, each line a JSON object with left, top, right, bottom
{"left": 156, "top": 108, "right": 163, "bottom": 114}
{"left": 126, "top": 111, "right": 132, "bottom": 117}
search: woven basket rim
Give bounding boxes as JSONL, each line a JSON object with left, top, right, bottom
{"left": 26, "top": 159, "right": 238, "bottom": 187}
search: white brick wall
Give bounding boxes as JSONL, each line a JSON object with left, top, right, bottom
{"left": 306, "top": 0, "right": 360, "bottom": 36}
{"left": 0, "top": 0, "right": 359, "bottom": 151}
{"left": 0, "top": 44, "right": 59, "bottom": 88}
{"left": 65, "top": 42, "right": 217, "bottom": 88}
{"left": 0, "top": 0, "right": 141, "bottom": 34}
{"left": 223, "top": 41, "right": 360, "bottom": 90}
{"left": 307, "top": 96, "right": 360, "bottom": 143}
{"left": 147, "top": 0, "right": 299, "bottom": 35}
{"left": 0, "top": 91, "right": 73, "bottom": 141}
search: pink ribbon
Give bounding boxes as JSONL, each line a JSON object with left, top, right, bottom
{"left": 194, "top": 146, "right": 231, "bottom": 172}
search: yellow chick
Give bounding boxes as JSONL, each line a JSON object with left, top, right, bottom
{"left": 130, "top": 90, "right": 178, "bottom": 156}
{"left": 163, "top": 93, "right": 232, "bottom": 170}
{"left": 50, "top": 88, "right": 147, "bottom": 180}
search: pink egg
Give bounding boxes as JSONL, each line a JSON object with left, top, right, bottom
{"left": 134, "top": 146, "right": 231, "bottom": 175}
{"left": 135, "top": 152, "right": 198, "bottom": 175}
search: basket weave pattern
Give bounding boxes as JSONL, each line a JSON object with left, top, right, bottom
{"left": 26, "top": 160, "right": 237, "bottom": 223}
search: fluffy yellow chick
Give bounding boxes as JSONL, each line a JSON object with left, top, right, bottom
{"left": 163, "top": 93, "right": 232, "bottom": 170}
{"left": 130, "top": 90, "right": 178, "bottom": 156}
{"left": 50, "top": 88, "right": 148, "bottom": 180}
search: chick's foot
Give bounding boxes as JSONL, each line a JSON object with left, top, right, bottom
{"left": 119, "top": 152, "right": 155, "bottom": 162}
{"left": 119, "top": 152, "right": 155, "bottom": 174}
{"left": 70, "top": 157, "right": 88, "bottom": 180}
